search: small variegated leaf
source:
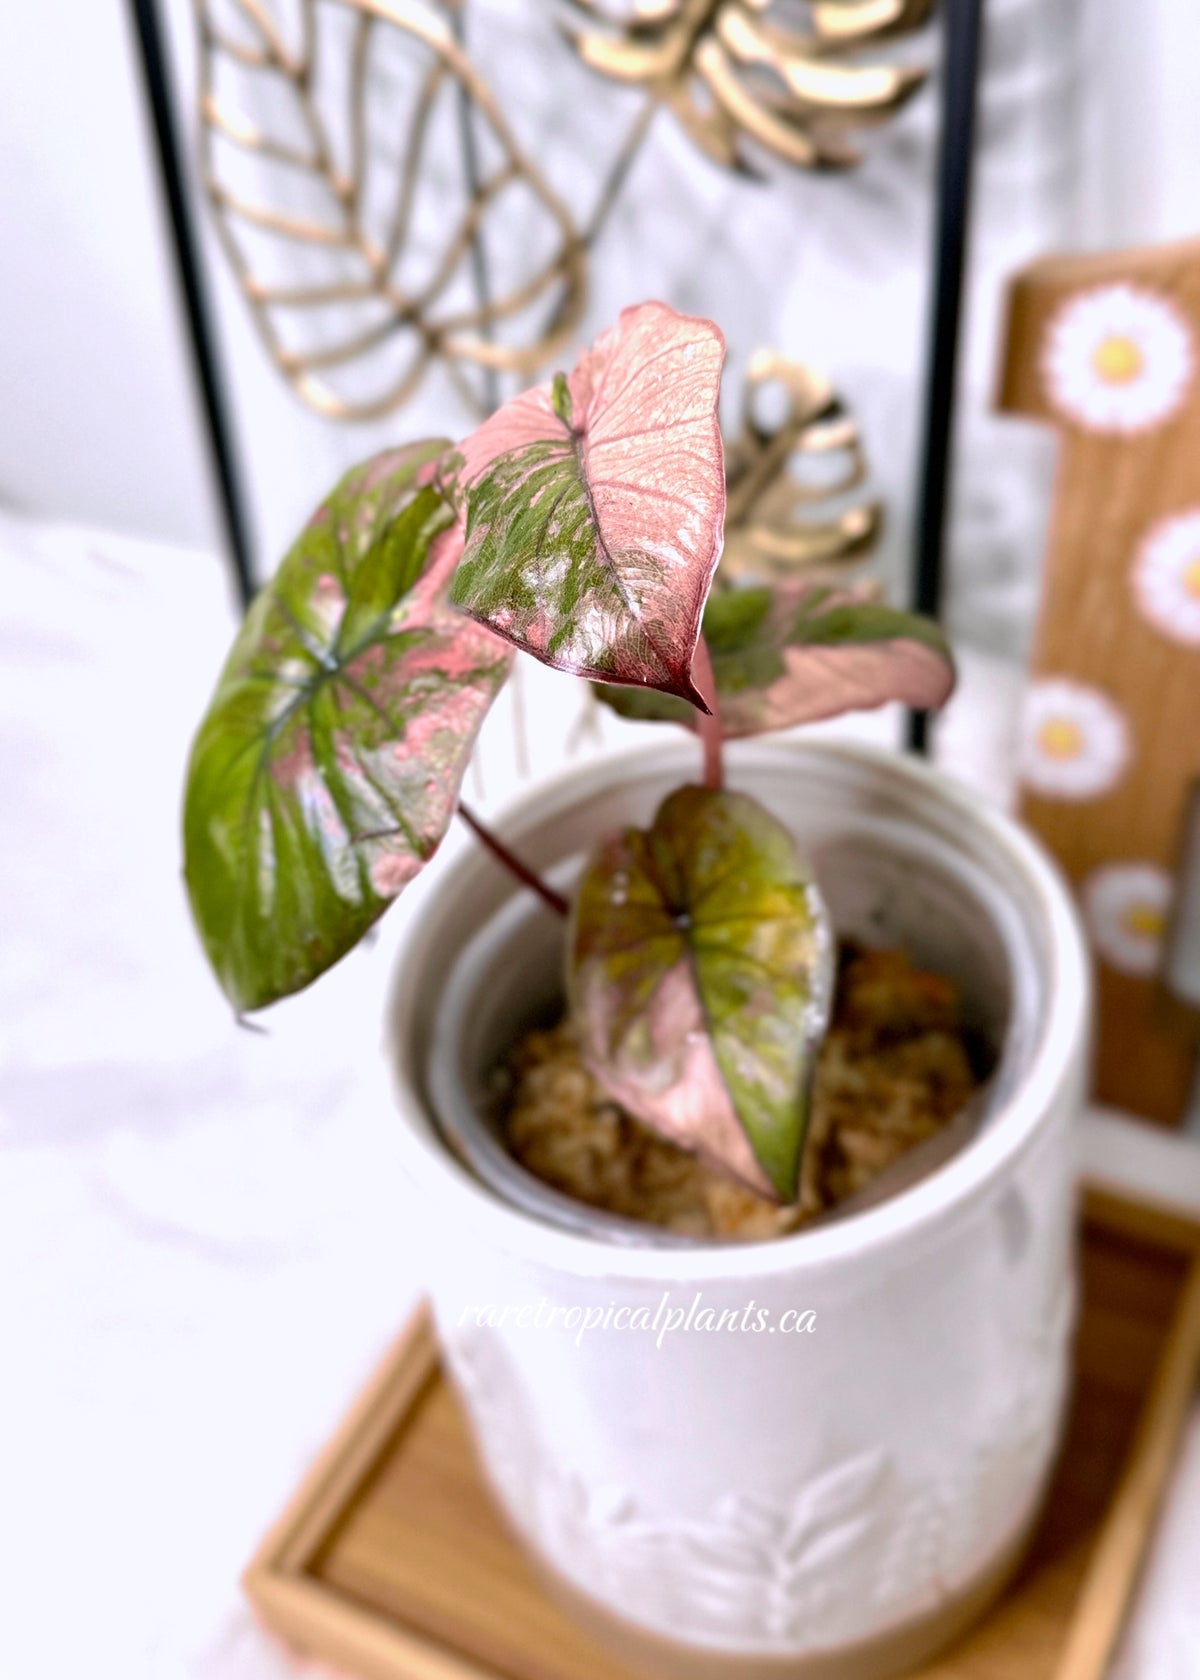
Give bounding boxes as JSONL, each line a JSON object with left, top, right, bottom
{"left": 592, "top": 580, "right": 955, "bottom": 737}
{"left": 569, "top": 786, "right": 833, "bottom": 1202}
{"left": 445, "top": 301, "right": 726, "bottom": 707}
{"left": 183, "top": 442, "right": 511, "bottom": 1012}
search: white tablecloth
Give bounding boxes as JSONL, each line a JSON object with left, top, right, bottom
{"left": 2, "top": 512, "right": 1196, "bottom": 1678}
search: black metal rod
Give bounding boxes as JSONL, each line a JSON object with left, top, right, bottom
{"left": 127, "top": 0, "right": 257, "bottom": 609}
{"left": 907, "top": 0, "right": 985, "bottom": 754}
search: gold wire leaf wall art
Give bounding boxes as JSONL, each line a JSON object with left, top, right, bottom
{"left": 196, "top": 0, "right": 587, "bottom": 420}
{"left": 560, "top": 0, "right": 934, "bottom": 174}
{"left": 720, "top": 350, "right": 880, "bottom": 583}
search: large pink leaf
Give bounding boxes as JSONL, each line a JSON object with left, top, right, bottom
{"left": 445, "top": 301, "right": 727, "bottom": 707}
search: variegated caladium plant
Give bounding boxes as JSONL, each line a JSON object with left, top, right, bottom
{"left": 184, "top": 300, "right": 955, "bottom": 1203}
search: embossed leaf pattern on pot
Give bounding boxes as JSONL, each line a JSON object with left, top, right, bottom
{"left": 451, "top": 1277, "right": 1072, "bottom": 1646}
{"left": 445, "top": 301, "right": 726, "bottom": 706}
{"left": 593, "top": 580, "right": 955, "bottom": 736}
{"left": 549, "top": 1447, "right": 887, "bottom": 1640}
{"left": 569, "top": 786, "right": 832, "bottom": 1200}
{"left": 183, "top": 441, "right": 512, "bottom": 1012}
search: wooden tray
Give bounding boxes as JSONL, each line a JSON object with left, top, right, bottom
{"left": 245, "top": 1187, "right": 1200, "bottom": 1680}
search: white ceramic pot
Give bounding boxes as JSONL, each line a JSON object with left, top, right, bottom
{"left": 387, "top": 740, "right": 1090, "bottom": 1679}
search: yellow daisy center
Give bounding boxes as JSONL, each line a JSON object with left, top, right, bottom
{"left": 1092, "top": 334, "right": 1144, "bottom": 385}
{"left": 1037, "top": 717, "right": 1084, "bottom": 760}
{"left": 1121, "top": 902, "right": 1165, "bottom": 942}
{"left": 1182, "top": 557, "right": 1200, "bottom": 600}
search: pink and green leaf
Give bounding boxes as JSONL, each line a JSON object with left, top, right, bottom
{"left": 445, "top": 300, "right": 727, "bottom": 707}
{"left": 593, "top": 580, "right": 955, "bottom": 736}
{"left": 183, "top": 442, "right": 511, "bottom": 1012}
{"left": 569, "top": 786, "right": 832, "bottom": 1202}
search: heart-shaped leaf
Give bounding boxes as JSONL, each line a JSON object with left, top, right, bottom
{"left": 593, "top": 580, "right": 955, "bottom": 737}
{"left": 444, "top": 301, "right": 726, "bottom": 707}
{"left": 183, "top": 441, "right": 511, "bottom": 1012}
{"left": 569, "top": 786, "right": 832, "bottom": 1202}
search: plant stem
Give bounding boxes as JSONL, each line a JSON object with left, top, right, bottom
{"left": 691, "top": 634, "right": 724, "bottom": 791}
{"left": 457, "top": 800, "right": 569, "bottom": 918}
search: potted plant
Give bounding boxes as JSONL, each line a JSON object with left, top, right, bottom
{"left": 184, "top": 303, "right": 1090, "bottom": 1678}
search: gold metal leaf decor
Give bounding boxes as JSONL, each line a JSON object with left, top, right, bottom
{"left": 562, "top": 0, "right": 933, "bottom": 173}
{"left": 721, "top": 350, "right": 880, "bottom": 582}
{"left": 197, "top": 0, "right": 586, "bottom": 419}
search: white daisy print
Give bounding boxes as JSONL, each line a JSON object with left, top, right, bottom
{"left": 1083, "top": 863, "right": 1173, "bottom": 977}
{"left": 1041, "top": 284, "right": 1194, "bottom": 434}
{"left": 1019, "top": 679, "right": 1131, "bottom": 801}
{"left": 1131, "top": 509, "right": 1200, "bottom": 645}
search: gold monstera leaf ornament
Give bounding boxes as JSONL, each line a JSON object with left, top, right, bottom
{"left": 721, "top": 350, "right": 880, "bottom": 583}
{"left": 563, "top": 0, "right": 933, "bottom": 172}
{"left": 197, "top": 0, "right": 586, "bottom": 419}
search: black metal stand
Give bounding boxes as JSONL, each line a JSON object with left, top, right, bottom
{"left": 907, "top": 0, "right": 985, "bottom": 754}
{"left": 127, "top": 0, "right": 257, "bottom": 609}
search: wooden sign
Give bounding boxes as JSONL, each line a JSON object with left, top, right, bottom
{"left": 999, "top": 238, "right": 1200, "bottom": 1124}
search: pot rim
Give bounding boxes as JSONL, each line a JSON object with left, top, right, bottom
{"left": 386, "top": 737, "right": 1090, "bottom": 1281}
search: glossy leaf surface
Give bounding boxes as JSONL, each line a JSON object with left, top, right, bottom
{"left": 446, "top": 301, "right": 726, "bottom": 707}
{"left": 593, "top": 580, "right": 955, "bottom": 736}
{"left": 184, "top": 442, "right": 511, "bottom": 1012}
{"left": 569, "top": 786, "right": 832, "bottom": 1201}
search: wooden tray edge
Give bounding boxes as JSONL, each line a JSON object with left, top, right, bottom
{"left": 1053, "top": 1244, "right": 1200, "bottom": 1679}
{"left": 248, "top": 1305, "right": 438, "bottom": 1581}
{"left": 245, "top": 1306, "right": 504, "bottom": 1680}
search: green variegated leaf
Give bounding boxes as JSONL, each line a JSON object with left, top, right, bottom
{"left": 444, "top": 301, "right": 727, "bottom": 707}
{"left": 183, "top": 442, "right": 511, "bottom": 1012}
{"left": 569, "top": 786, "right": 833, "bottom": 1201}
{"left": 593, "top": 580, "right": 955, "bottom": 736}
